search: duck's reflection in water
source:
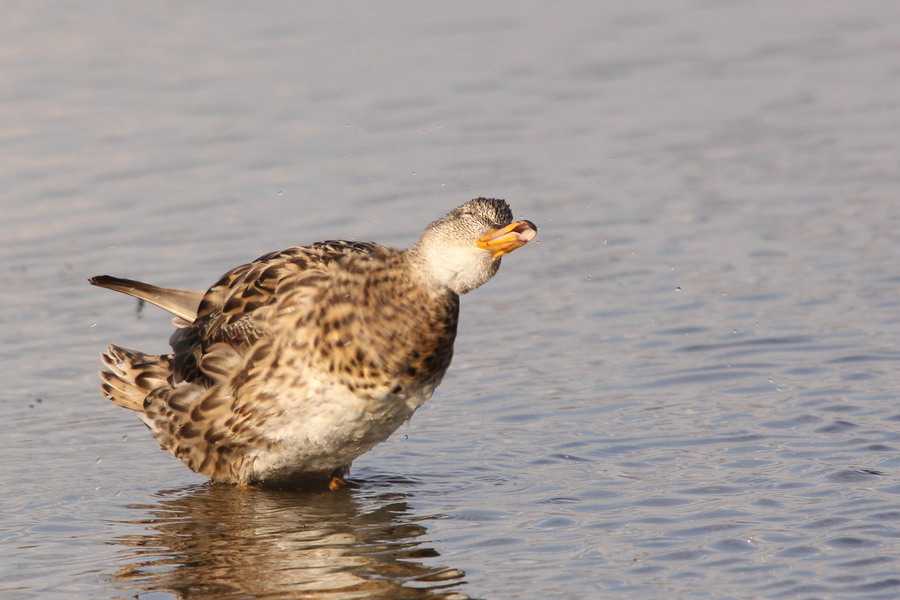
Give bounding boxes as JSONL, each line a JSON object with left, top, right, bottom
{"left": 108, "top": 479, "right": 468, "bottom": 599}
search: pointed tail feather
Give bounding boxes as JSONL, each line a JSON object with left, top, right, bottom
{"left": 100, "top": 345, "right": 173, "bottom": 411}
{"left": 89, "top": 275, "right": 204, "bottom": 323}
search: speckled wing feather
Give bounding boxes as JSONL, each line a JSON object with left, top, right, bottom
{"left": 169, "top": 241, "right": 384, "bottom": 384}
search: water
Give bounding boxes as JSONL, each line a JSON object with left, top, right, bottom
{"left": 3, "top": 1, "right": 900, "bottom": 598}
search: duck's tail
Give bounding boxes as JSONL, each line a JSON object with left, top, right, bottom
{"left": 89, "top": 275, "right": 203, "bottom": 325}
{"left": 100, "top": 345, "right": 174, "bottom": 412}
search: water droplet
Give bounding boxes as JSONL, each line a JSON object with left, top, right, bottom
{"left": 121, "top": 435, "right": 128, "bottom": 442}
{"left": 95, "top": 457, "right": 103, "bottom": 464}
{"left": 675, "top": 286, "right": 682, "bottom": 292}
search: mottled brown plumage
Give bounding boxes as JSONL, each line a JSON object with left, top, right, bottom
{"left": 91, "top": 198, "right": 536, "bottom": 486}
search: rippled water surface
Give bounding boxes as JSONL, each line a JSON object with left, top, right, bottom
{"left": 3, "top": 1, "right": 900, "bottom": 598}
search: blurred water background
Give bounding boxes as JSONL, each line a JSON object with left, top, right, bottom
{"left": 2, "top": 1, "right": 900, "bottom": 598}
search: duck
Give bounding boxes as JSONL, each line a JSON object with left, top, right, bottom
{"left": 90, "top": 198, "right": 537, "bottom": 488}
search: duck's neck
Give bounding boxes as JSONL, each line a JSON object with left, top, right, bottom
{"left": 405, "top": 240, "right": 500, "bottom": 296}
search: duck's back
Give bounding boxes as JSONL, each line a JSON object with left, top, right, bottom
{"left": 171, "top": 241, "right": 459, "bottom": 391}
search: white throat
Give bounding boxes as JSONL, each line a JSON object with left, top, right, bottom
{"left": 411, "top": 242, "right": 498, "bottom": 295}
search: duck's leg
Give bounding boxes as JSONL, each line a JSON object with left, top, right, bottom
{"left": 328, "top": 465, "right": 350, "bottom": 491}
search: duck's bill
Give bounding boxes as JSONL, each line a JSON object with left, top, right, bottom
{"left": 477, "top": 219, "right": 538, "bottom": 258}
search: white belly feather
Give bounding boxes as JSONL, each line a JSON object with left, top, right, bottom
{"left": 247, "top": 373, "right": 437, "bottom": 481}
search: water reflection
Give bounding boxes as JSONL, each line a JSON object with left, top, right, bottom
{"left": 108, "top": 481, "right": 467, "bottom": 599}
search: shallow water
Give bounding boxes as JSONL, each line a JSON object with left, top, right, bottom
{"left": 3, "top": 1, "right": 900, "bottom": 598}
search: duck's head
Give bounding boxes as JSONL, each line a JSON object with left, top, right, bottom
{"left": 411, "top": 198, "right": 537, "bottom": 294}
